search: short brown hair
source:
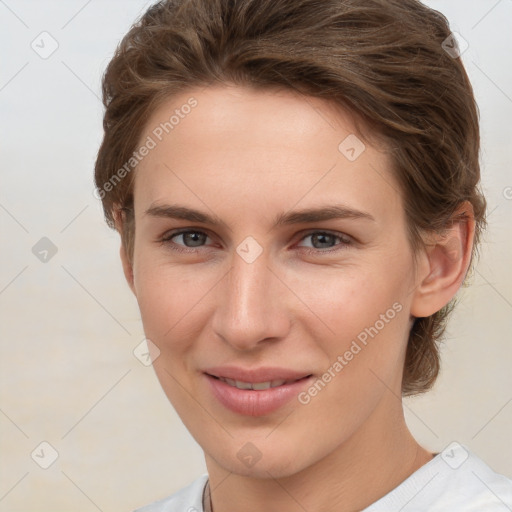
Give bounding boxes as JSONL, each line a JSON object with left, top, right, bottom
{"left": 94, "top": 0, "right": 486, "bottom": 396}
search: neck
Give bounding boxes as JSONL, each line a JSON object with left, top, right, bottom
{"left": 204, "top": 393, "right": 433, "bottom": 512}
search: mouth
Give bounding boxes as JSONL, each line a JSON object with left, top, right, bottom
{"left": 207, "top": 374, "right": 312, "bottom": 390}
{"left": 203, "top": 367, "right": 314, "bottom": 416}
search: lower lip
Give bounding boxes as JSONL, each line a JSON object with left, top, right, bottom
{"left": 205, "top": 374, "right": 313, "bottom": 416}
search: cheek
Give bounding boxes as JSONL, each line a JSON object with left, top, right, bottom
{"left": 284, "top": 260, "right": 412, "bottom": 403}
{"left": 132, "top": 256, "right": 217, "bottom": 352}
{"left": 292, "top": 272, "right": 409, "bottom": 435}
{"left": 284, "top": 260, "right": 410, "bottom": 344}
{"left": 132, "top": 261, "right": 214, "bottom": 411}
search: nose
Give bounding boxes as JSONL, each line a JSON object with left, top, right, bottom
{"left": 211, "top": 246, "right": 291, "bottom": 351}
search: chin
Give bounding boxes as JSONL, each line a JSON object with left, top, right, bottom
{"left": 217, "top": 451, "right": 306, "bottom": 479}
{"left": 203, "top": 432, "right": 317, "bottom": 480}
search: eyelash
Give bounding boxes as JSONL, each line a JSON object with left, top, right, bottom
{"left": 158, "top": 228, "right": 353, "bottom": 255}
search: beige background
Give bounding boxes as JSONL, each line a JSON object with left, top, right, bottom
{"left": 1, "top": 1, "right": 511, "bottom": 511}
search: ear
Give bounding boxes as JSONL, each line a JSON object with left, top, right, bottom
{"left": 113, "top": 207, "right": 136, "bottom": 295}
{"left": 410, "top": 202, "right": 475, "bottom": 318}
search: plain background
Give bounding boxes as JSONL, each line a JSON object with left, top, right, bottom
{"left": 0, "top": 1, "right": 511, "bottom": 510}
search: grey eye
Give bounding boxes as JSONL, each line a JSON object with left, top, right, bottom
{"left": 173, "top": 231, "right": 209, "bottom": 247}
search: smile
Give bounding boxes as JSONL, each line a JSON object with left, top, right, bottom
{"left": 213, "top": 376, "right": 298, "bottom": 390}
{"left": 204, "top": 368, "right": 313, "bottom": 416}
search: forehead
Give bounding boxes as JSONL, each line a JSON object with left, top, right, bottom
{"left": 133, "top": 84, "right": 402, "bottom": 226}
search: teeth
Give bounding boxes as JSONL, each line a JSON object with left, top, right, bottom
{"left": 234, "top": 380, "right": 253, "bottom": 390}
{"left": 252, "top": 381, "right": 272, "bottom": 390}
{"left": 219, "top": 377, "right": 290, "bottom": 390}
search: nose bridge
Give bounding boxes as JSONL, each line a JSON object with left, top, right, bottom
{"left": 212, "top": 244, "right": 289, "bottom": 350}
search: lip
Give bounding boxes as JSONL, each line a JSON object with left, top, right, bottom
{"left": 203, "top": 366, "right": 313, "bottom": 416}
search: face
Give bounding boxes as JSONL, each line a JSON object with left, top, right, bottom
{"left": 126, "top": 84, "right": 422, "bottom": 478}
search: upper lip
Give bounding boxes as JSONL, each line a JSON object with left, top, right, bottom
{"left": 204, "top": 366, "right": 312, "bottom": 383}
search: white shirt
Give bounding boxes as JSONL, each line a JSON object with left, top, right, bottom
{"left": 134, "top": 443, "right": 512, "bottom": 511}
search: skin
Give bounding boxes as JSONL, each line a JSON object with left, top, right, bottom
{"left": 117, "top": 84, "right": 475, "bottom": 512}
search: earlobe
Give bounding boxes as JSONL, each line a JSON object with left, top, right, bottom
{"left": 410, "top": 202, "right": 475, "bottom": 318}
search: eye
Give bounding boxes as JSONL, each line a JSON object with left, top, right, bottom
{"left": 296, "top": 230, "right": 352, "bottom": 253}
{"left": 160, "top": 229, "right": 212, "bottom": 252}
{"left": 159, "top": 228, "right": 352, "bottom": 254}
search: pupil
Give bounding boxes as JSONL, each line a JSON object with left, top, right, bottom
{"left": 184, "top": 232, "right": 206, "bottom": 247}
{"left": 313, "top": 233, "right": 334, "bottom": 248}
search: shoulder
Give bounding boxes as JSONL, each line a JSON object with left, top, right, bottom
{"left": 133, "top": 474, "right": 209, "bottom": 512}
{"left": 364, "top": 442, "right": 512, "bottom": 511}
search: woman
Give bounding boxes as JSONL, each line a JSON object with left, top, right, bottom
{"left": 94, "top": 0, "right": 512, "bottom": 510}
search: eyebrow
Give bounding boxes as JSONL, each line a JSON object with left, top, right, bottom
{"left": 144, "top": 203, "right": 375, "bottom": 228}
